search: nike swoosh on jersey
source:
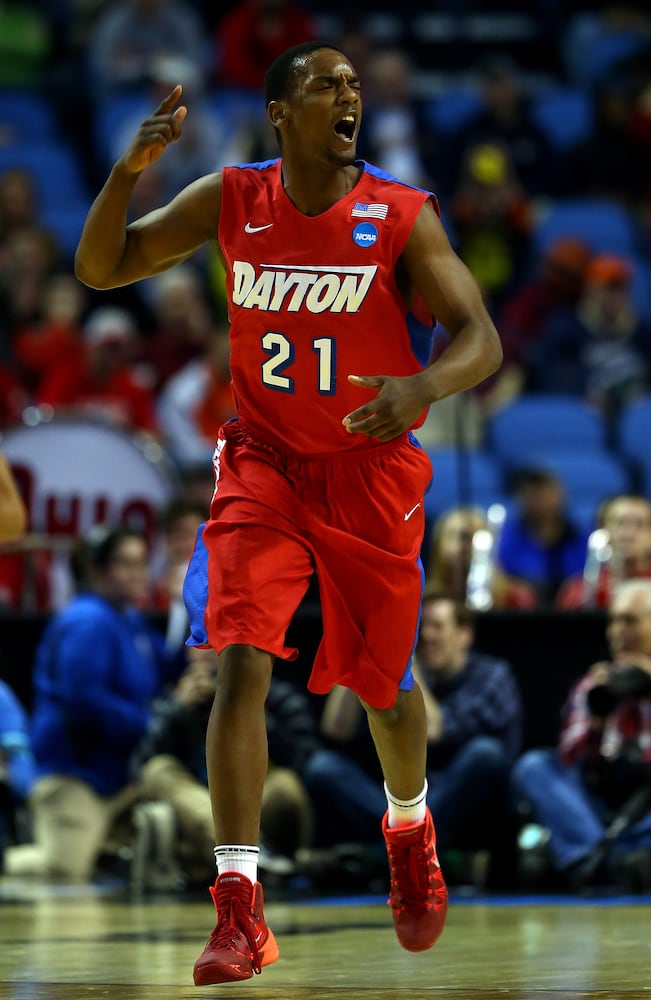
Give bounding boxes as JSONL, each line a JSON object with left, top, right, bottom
{"left": 404, "top": 502, "right": 421, "bottom": 521}
{"left": 245, "top": 222, "right": 273, "bottom": 233}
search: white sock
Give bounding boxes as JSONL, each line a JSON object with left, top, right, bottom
{"left": 214, "top": 845, "right": 259, "bottom": 884}
{"left": 385, "top": 780, "right": 428, "bottom": 829}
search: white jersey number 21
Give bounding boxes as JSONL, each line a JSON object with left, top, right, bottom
{"left": 261, "top": 332, "right": 336, "bottom": 395}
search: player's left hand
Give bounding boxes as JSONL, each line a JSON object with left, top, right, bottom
{"left": 342, "top": 373, "right": 429, "bottom": 442}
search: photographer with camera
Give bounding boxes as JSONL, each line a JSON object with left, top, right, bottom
{"left": 513, "top": 579, "right": 651, "bottom": 891}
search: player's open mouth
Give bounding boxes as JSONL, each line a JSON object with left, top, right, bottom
{"left": 334, "top": 115, "right": 356, "bottom": 142}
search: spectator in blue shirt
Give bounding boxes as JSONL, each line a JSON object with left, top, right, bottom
{"left": 2, "top": 525, "right": 184, "bottom": 882}
{"left": 0, "top": 679, "right": 35, "bottom": 853}
{"left": 498, "top": 467, "right": 590, "bottom": 603}
{"left": 303, "top": 592, "right": 522, "bottom": 887}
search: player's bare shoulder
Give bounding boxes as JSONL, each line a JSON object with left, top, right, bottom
{"left": 403, "top": 199, "right": 448, "bottom": 257}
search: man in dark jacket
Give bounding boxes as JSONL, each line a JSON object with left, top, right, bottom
{"left": 513, "top": 579, "right": 651, "bottom": 890}
{"left": 304, "top": 592, "right": 522, "bottom": 885}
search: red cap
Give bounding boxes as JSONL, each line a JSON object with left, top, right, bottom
{"left": 586, "top": 254, "right": 632, "bottom": 287}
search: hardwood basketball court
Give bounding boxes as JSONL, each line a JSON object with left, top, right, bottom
{"left": 0, "top": 878, "right": 649, "bottom": 999}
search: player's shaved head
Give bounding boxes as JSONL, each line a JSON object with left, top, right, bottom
{"left": 264, "top": 41, "right": 347, "bottom": 107}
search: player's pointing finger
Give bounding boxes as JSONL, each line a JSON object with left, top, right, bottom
{"left": 155, "top": 85, "right": 183, "bottom": 115}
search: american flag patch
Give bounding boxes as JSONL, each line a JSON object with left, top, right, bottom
{"left": 351, "top": 202, "right": 389, "bottom": 220}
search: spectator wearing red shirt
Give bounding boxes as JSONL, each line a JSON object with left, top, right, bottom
{"left": 0, "top": 365, "right": 27, "bottom": 429}
{"left": 12, "top": 273, "right": 86, "bottom": 396}
{"left": 215, "top": 0, "right": 315, "bottom": 91}
{"left": 0, "top": 226, "right": 61, "bottom": 339}
{"left": 556, "top": 494, "right": 651, "bottom": 610}
{"left": 138, "top": 265, "right": 213, "bottom": 394}
{"left": 527, "top": 255, "right": 651, "bottom": 420}
{"left": 482, "top": 238, "right": 591, "bottom": 412}
{"left": 0, "top": 168, "right": 38, "bottom": 242}
{"left": 37, "top": 306, "right": 159, "bottom": 435}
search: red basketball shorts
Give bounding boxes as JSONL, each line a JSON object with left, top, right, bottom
{"left": 199, "top": 418, "right": 432, "bottom": 710}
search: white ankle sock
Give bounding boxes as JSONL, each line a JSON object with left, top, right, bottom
{"left": 214, "top": 845, "right": 259, "bottom": 884}
{"left": 385, "top": 780, "right": 428, "bottom": 828}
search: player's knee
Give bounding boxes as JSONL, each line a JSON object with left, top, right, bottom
{"left": 361, "top": 687, "right": 410, "bottom": 727}
{"left": 216, "top": 644, "right": 273, "bottom": 703}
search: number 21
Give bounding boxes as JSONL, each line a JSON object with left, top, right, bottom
{"left": 261, "top": 332, "right": 336, "bottom": 395}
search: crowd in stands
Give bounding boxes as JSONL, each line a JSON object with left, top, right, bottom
{"left": 1, "top": 0, "right": 651, "bottom": 896}
{"left": 3, "top": 510, "right": 651, "bottom": 896}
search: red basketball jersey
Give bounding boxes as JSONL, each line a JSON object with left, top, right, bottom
{"left": 219, "top": 158, "right": 439, "bottom": 455}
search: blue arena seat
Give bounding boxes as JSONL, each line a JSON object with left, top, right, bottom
{"left": 576, "top": 30, "right": 648, "bottom": 88}
{"left": 92, "top": 90, "right": 151, "bottom": 172}
{"left": 421, "top": 87, "right": 484, "bottom": 136}
{"left": 486, "top": 395, "right": 606, "bottom": 470}
{"left": 629, "top": 256, "right": 651, "bottom": 325}
{"left": 424, "top": 447, "right": 506, "bottom": 521}
{"left": 617, "top": 397, "right": 651, "bottom": 495}
{"left": 41, "top": 200, "right": 90, "bottom": 260}
{"left": 0, "top": 142, "right": 87, "bottom": 205}
{"left": 530, "top": 86, "right": 593, "bottom": 150}
{"left": 0, "top": 90, "right": 57, "bottom": 142}
{"left": 532, "top": 198, "right": 638, "bottom": 258}
{"left": 516, "top": 449, "right": 631, "bottom": 516}
{"left": 204, "top": 86, "right": 266, "bottom": 128}
{"left": 568, "top": 498, "right": 602, "bottom": 533}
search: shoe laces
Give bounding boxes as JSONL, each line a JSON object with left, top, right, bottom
{"left": 387, "top": 838, "right": 436, "bottom": 910}
{"left": 208, "top": 882, "right": 263, "bottom": 975}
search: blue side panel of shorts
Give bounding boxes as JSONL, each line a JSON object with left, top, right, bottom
{"left": 183, "top": 522, "right": 209, "bottom": 647}
{"left": 397, "top": 552, "right": 426, "bottom": 693}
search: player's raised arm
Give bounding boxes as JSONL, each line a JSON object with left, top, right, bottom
{"left": 75, "top": 85, "right": 221, "bottom": 290}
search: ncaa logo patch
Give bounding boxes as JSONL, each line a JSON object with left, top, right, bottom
{"left": 352, "top": 222, "right": 378, "bottom": 248}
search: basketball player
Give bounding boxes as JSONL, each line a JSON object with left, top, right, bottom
{"left": 75, "top": 41, "right": 503, "bottom": 985}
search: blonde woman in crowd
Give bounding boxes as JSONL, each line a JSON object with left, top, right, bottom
{"left": 426, "top": 505, "right": 537, "bottom": 609}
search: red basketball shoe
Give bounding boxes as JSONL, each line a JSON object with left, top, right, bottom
{"left": 382, "top": 808, "right": 448, "bottom": 952}
{"left": 193, "top": 872, "right": 279, "bottom": 985}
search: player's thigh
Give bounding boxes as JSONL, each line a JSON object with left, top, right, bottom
{"left": 322, "top": 435, "right": 432, "bottom": 554}
{"left": 206, "top": 516, "right": 314, "bottom": 657}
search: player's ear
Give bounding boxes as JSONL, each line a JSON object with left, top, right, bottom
{"left": 268, "top": 100, "right": 287, "bottom": 131}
